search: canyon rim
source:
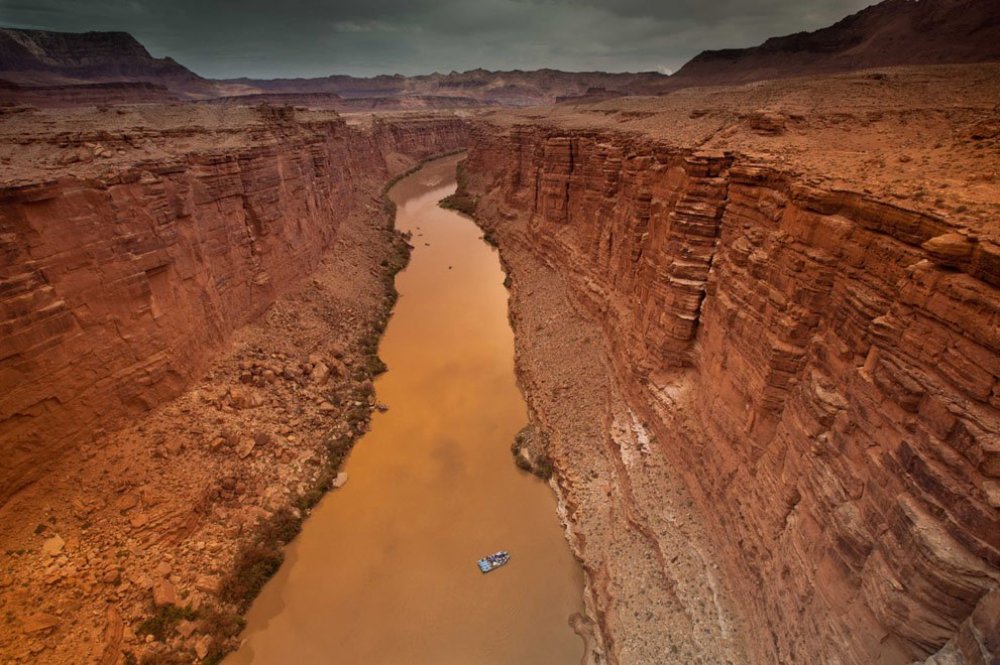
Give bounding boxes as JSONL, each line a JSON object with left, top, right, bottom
{"left": 1, "top": 1, "right": 998, "bottom": 664}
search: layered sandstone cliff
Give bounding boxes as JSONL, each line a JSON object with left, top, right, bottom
{"left": 0, "top": 106, "right": 467, "bottom": 504}
{"left": 460, "top": 65, "right": 999, "bottom": 665}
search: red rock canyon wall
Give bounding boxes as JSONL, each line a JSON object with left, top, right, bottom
{"left": 462, "top": 124, "right": 999, "bottom": 665}
{"left": 0, "top": 113, "right": 467, "bottom": 504}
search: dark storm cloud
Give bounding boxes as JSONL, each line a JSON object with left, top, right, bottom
{"left": 0, "top": 0, "right": 876, "bottom": 78}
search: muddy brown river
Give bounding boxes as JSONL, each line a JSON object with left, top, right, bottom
{"left": 225, "top": 155, "right": 585, "bottom": 664}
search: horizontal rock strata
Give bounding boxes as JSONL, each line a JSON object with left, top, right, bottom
{"left": 461, "top": 122, "right": 999, "bottom": 665}
{"left": 0, "top": 109, "right": 467, "bottom": 503}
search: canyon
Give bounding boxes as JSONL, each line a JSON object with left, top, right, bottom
{"left": 224, "top": 156, "right": 585, "bottom": 664}
{"left": 457, "top": 63, "right": 1000, "bottom": 664}
{"left": 0, "top": 1, "right": 998, "bottom": 663}
{"left": 0, "top": 105, "right": 466, "bottom": 504}
{"left": 0, "top": 105, "right": 468, "bottom": 662}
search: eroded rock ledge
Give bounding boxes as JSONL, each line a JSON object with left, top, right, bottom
{"left": 0, "top": 107, "right": 467, "bottom": 502}
{"left": 0, "top": 107, "right": 467, "bottom": 662}
{"left": 460, "top": 110, "right": 998, "bottom": 664}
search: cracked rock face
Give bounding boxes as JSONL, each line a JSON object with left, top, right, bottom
{"left": 460, "top": 96, "right": 998, "bottom": 665}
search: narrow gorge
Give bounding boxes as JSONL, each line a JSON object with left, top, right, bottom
{"left": 1, "top": 5, "right": 999, "bottom": 664}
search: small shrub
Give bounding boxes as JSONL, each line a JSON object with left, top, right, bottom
{"left": 481, "top": 230, "right": 499, "bottom": 247}
{"left": 257, "top": 507, "right": 302, "bottom": 546}
{"left": 198, "top": 606, "right": 245, "bottom": 639}
{"left": 294, "top": 481, "right": 327, "bottom": 511}
{"left": 218, "top": 505, "right": 307, "bottom": 609}
{"left": 533, "top": 455, "right": 555, "bottom": 481}
{"left": 219, "top": 543, "right": 284, "bottom": 610}
{"left": 455, "top": 160, "right": 470, "bottom": 190}
{"left": 365, "top": 356, "right": 388, "bottom": 376}
{"left": 323, "top": 436, "right": 353, "bottom": 471}
{"left": 140, "top": 653, "right": 189, "bottom": 665}
{"left": 344, "top": 402, "right": 371, "bottom": 429}
{"left": 438, "top": 192, "right": 478, "bottom": 216}
{"left": 136, "top": 605, "right": 198, "bottom": 642}
{"left": 510, "top": 424, "right": 555, "bottom": 480}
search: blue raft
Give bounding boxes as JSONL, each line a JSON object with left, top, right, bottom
{"left": 477, "top": 550, "right": 511, "bottom": 573}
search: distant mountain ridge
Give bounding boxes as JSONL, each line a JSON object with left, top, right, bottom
{"left": 664, "top": 0, "right": 1000, "bottom": 89}
{"left": 218, "top": 68, "right": 667, "bottom": 106}
{"left": 2, "top": 0, "right": 1000, "bottom": 106}
{"left": 0, "top": 27, "right": 666, "bottom": 106}
{"left": 0, "top": 28, "right": 207, "bottom": 89}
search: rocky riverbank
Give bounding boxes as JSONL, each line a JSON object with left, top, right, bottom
{"left": 0, "top": 105, "right": 467, "bottom": 663}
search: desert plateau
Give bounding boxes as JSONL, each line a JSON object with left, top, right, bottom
{"left": 0, "top": 1, "right": 998, "bottom": 664}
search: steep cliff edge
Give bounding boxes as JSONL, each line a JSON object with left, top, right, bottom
{"left": 0, "top": 106, "right": 468, "bottom": 662}
{"left": 459, "top": 64, "right": 999, "bottom": 664}
{"left": 0, "top": 106, "right": 468, "bottom": 505}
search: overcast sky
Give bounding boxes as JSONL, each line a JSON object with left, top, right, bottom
{"left": 0, "top": 0, "right": 877, "bottom": 78}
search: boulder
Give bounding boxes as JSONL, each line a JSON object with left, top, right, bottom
{"left": 115, "top": 494, "right": 139, "bottom": 512}
{"left": 176, "top": 619, "right": 197, "bottom": 638}
{"left": 311, "top": 361, "right": 331, "bottom": 384}
{"left": 195, "top": 635, "right": 212, "bottom": 659}
{"left": 229, "top": 386, "right": 263, "bottom": 409}
{"left": 21, "top": 612, "right": 60, "bottom": 634}
{"left": 236, "top": 438, "right": 256, "bottom": 459}
{"left": 152, "top": 578, "right": 177, "bottom": 607}
{"left": 195, "top": 575, "right": 220, "bottom": 594}
{"left": 42, "top": 535, "right": 65, "bottom": 557}
{"left": 923, "top": 232, "right": 975, "bottom": 267}
{"left": 745, "top": 111, "right": 786, "bottom": 135}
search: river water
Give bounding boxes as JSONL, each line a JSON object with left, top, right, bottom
{"left": 224, "top": 155, "right": 584, "bottom": 664}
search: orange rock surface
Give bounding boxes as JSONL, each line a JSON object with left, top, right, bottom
{"left": 460, "top": 64, "right": 999, "bottom": 664}
{"left": 0, "top": 106, "right": 467, "bottom": 504}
